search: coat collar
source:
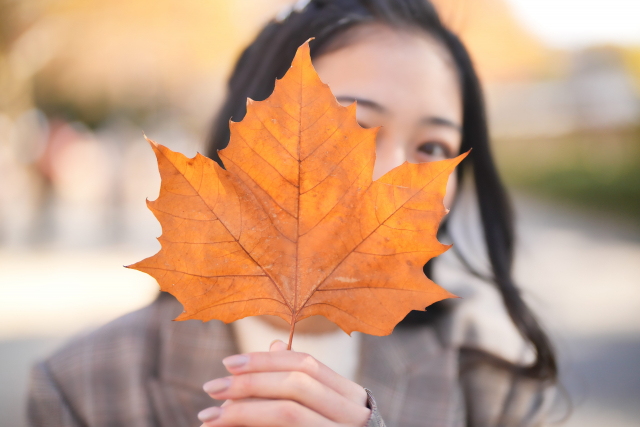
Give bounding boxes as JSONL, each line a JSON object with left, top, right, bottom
{"left": 149, "top": 295, "right": 459, "bottom": 427}
{"left": 154, "top": 294, "right": 239, "bottom": 391}
{"left": 358, "top": 322, "right": 460, "bottom": 426}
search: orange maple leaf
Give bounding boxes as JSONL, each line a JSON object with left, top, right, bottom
{"left": 129, "top": 40, "right": 466, "bottom": 348}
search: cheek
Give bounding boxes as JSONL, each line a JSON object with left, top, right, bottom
{"left": 443, "top": 172, "right": 457, "bottom": 210}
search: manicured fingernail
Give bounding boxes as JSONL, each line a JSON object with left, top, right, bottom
{"left": 222, "top": 354, "right": 249, "bottom": 368}
{"left": 203, "top": 377, "right": 230, "bottom": 394}
{"left": 198, "top": 406, "right": 221, "bottom": 422}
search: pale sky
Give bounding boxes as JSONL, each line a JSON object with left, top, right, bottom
{"left": 506, "top": 0, "right": 640, "bottom": 48}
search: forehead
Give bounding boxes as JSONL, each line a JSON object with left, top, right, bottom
{"left": 313, "top": 24, "right": 462, "bottom": 120}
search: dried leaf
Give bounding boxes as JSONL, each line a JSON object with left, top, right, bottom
{"left": 129, "top": 40, "right": 466, "bottom": 345}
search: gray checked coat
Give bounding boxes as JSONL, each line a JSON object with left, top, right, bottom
{"left": 27, "top": 293, "right": 551, "bottom": 427}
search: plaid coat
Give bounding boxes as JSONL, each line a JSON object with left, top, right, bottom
{"left": 27, "top": 294, "right": 551, "bottom": 427}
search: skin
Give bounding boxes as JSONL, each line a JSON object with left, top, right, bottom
{"left": 199, "top": 24, "right": 463, "bottom": 427}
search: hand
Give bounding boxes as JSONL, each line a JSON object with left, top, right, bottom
{"left": 198, "top": 340, "right": 371, "bottom": 426}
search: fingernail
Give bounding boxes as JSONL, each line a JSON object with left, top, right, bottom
{"left": 203, "top": 377, "right": 230, "bottom": 394}
{"left": 198, "top": 406, "right": 221, "bottom": 422}
{"left": 222, "top": 354, "right": 249, "bottom": 368}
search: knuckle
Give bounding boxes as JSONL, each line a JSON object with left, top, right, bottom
{"left": 276, "top": 400, "right": 301, "bottom": 424}
{"left": 225, "top": 403, "right": 251, "bottom": 424}
{"left": 235, "top": 374, "right": 255, "bottom": 395}
{"left": 288, "top": 370, "right": 306, "bottom": 383}
{"left": 287, "top": 371, "right": 310, "bottom": 393}
{"left": 297, "top": 353, "right": 319, "bottom": 374}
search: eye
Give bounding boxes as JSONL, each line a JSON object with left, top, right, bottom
{"left": 417, "top": 142, "right": 452, "bottom": 161}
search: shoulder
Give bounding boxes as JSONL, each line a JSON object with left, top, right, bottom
{"left": 28, "top": 294, "right": 182, "bottom": 426}
{"left": 432, "top": 253, "right": 557, "bottom": 426}
{"left": 45, "top": 293, "right": 180, "bottom": 381}
{"left": 458, "top": 355, "right": 556, "bottom": 427}
{"left": 29, "top": 293, "right": 239, "bottom": 427}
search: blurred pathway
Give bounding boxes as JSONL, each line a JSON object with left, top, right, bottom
{"left": 0, "top": 196, "right": 639, "bottom": 427}
{"left": 512, "top": 195, "right": 640, "bottom": 427}
{"left": 0, "top": 249, "right": 158, "bottom": 427}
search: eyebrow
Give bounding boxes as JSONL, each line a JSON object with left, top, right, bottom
{"left": 423, "top": 116, "right": 462, "bottom": 132}
{"left": 335, "top": 95, "right": 462, "bottom": 133}
{"left": 336, "top": 96, "right": 386, "bottom": 113}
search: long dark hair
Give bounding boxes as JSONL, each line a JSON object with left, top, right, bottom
{"left": 206, "top": 0, "right": 557, "bottom": 384}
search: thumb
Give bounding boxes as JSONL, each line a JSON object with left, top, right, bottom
{"left": 269, "top": 339, "right": 288, "bottom": 352}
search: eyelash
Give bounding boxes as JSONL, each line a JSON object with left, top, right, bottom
{"left": 364, "top": 123, "right": 456, "bottom": 161}
{"left": 417, "top": 142, "right": 453, "bottom": 159}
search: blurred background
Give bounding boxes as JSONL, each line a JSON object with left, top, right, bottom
{"left": 0, "top": 0, "right": 638, "bottom": 426}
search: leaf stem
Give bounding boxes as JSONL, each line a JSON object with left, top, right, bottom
{"left": 287, "top": 315, "right": 296, "bottom": 350}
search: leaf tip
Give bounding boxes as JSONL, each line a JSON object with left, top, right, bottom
{"left": 443, "top": 291, "right": 461, "bottom": 301}
{"left": 174, "top": 311, "right": 191, "bottom": 322}
{"left": 455, "top": 149, "right": 471, "bottom": 164}
{"left": 299, "top": 37, "right": 314, "bottom": 51}
{"left": 143, "top": 133, "right": 159, "bottom": 149}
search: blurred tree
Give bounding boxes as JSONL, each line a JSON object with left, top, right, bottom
{"left": 433, "top": 0, "right": 560, "bottom": 81}
{"left": 2, "top": 0, "right": 560, "bottom": 127}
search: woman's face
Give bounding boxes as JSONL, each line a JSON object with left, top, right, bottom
{"left": 260, "top": 25, "right": 464, "bottom": 334}
{"left": 313, "top": 24, "right": 463, "bottom": 208}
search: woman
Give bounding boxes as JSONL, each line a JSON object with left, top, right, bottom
{"left": 28, "top": 1, "right": 557, "bottom": 426}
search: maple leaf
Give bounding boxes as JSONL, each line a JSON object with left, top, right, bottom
{"left": 128, "top": 40, "right": 467, "bottom": 348}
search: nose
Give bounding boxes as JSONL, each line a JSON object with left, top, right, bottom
{"left": 372, "top": 136, "right": 407, "bottom": 180}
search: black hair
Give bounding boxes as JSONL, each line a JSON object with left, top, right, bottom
{"left": 206, "top": 0, "right": 557, "bottom": 385}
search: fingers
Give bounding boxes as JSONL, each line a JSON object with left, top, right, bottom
{"left": 198, "top": 399, "right": 334, "bottom": 427}
{"left": 203, "top": 371, "right": 370, "bottom": 423}
{"left": 221, "top": 397, "right": 265, "bottom": 407}
{"left": 222, "top": 350, "right": 367, "bottom": 406}
{"left": 202, "top": 341, "right": 370, "bottom": 426}
{"left": 269, "top": 339, "right": 288, "bottom": 352}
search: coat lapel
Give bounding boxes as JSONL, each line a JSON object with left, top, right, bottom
{"left": 359, "top": 325, "right": 462, "bottom": 427}
{"left": 145, "top": 296, "right": 462, "bottom": 427}
{"left": 146, "top": 295, "right": 239, "bottom": 427}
